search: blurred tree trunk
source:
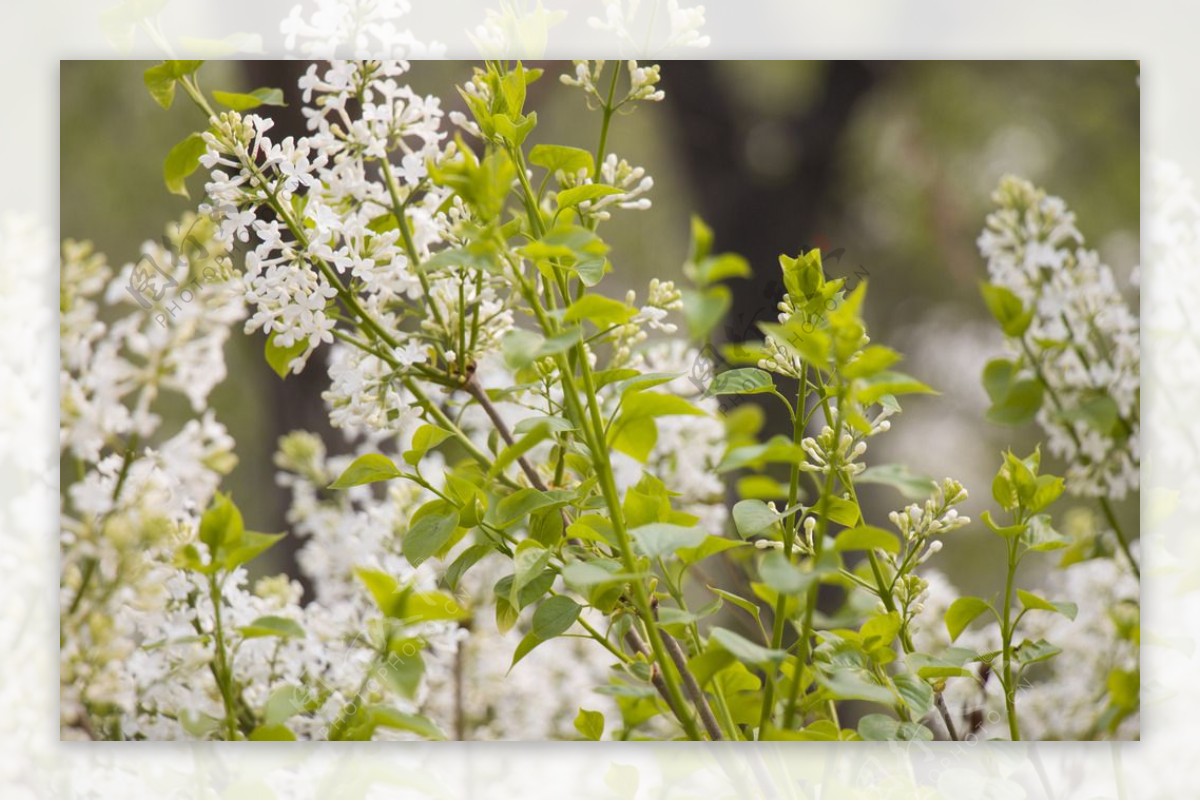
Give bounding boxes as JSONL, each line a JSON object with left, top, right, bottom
{"left": 661, "top": 61, "right": 879, "bottom": 369}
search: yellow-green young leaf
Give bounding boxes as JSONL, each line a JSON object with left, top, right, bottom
{"left": 402, "top": 424, "right": 453, "bottom": 466}
{"left": 563, "top": 294, "right": 637, "bottom": 328}
{"left": 329, "top": 453, "right": 403, "bottom": 489}
{"left": 760, "top": 321, "right": 831, "bottom": 368}
{"left": 354, "top": 567, "right": 399, "bottom": 613}
{"left": 982, "top": 357, "right": 1018, "bottom": 404}
{"left": 945, "top": 596, "right": 993, "bottom": 642}
{"left": 834, "top": 525, "right": 900, "bottom": 554}
{"left": 199, "top": 492, "right": 243, "bottom": 552}
{"left": 529, "top": 143, "right": 594, "bottom": 175}
{"left": 249, "top": 724, "right": 297, "bottom": 741}
{"left": 1017, "top": 589, "right": 1078, "bottom": 621}
{"left": 854, "top": 371, "right": 937, "bottom": 405}
{"left": 682, "top": 285, "right": 732, "bottom": 341}
{"left": 1028, "top": 474, "right": 1065, "bottom": 514}
{"left": 842, "top": 345, "right": 902, "bottom": 380}
{"left": 163, "top": 132, "right": 207, "bottom": 198}
{"left": 555, "top": 184, "right": 623, "bottom": 209}
{"left": 980, "top": 282, "right": 1033, "bottom": 337}
{"left": 396, "top": 590, "right": 470, "bottom": 624}
{"left": 820, "top": 496, "right": 861, "bottom": 527}
{"left": 221, "top": 530, "right": 285, "bottom": 570}
{"left": 212, "top": 86, "right": 286, "bottom": 111}
{"left": 574, "top": 708, "right": 605, "bottom": 740}
{"left": 264, "top": 331, "right": 308, "bottom": 378}
{"left": 239, "top": 615, "right": 305, "bottom": 640}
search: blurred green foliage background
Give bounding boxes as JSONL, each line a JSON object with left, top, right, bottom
{"left": 61, "top": 60, "right": 1139, "bottom": 595}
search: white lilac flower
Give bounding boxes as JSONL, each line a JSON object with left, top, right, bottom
{"left": 978, "top": 176, "right": 1140, "bottom": 499}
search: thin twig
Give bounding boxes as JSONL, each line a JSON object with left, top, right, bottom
{"left": 624, "top": 629, "right": 693, "bottom": 730}
{"left": 660, "top": 628, "right": 723, "bottom": 740}
{"left": 462, "top": 377, "right": 548, "bottom": 492}
{"left": 933, "top": 689, "right": 959, "bottom": 741}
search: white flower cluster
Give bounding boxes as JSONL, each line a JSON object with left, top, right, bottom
{"left": 560, "top": 60, "right": 666, "bottom": 108}
{"left": 281, "top": 0, "right": 446, "bottom": 59}
{"left": 59, "top": 223, "right": 248, "bottom": 738}
{"left": 586, "top": 1, "right": 711, "bottom": 52}
{"left": 978, "top": 176, "right": 1140, "bottom": 499}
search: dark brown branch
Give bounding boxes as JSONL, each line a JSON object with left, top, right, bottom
{"left": 462, "top": 377, "right": 548, "bottom": 492}
{"left": 624, "top": 628, "right": 694, "bottom": 733}
{"left": 660, "top": 628, "right": 723, "bottom": 740}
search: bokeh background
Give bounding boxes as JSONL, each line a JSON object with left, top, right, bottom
{"left": 61, "top": 59, "right": 1140, "bottom": 601}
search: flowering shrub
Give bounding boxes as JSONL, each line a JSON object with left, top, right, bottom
{"left": 59, "top": 59, "right": 1139, "bottom": 741}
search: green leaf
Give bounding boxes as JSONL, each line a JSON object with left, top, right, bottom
{"left": 221, "top": 530, "right": 285, "bottom": 570}
{"left": 556, "top": 184, "right": 624, "bottom": 209}
{"left": 491, "top": 488, "right": 574, "bottom": 527}
{"left": 1058, "top": 395, "right": 1121, "bottom": 436}
{"left": 856, "top": 464, "right": 939, "bottom": 501}
{"left": 264, "top": 331, "right": 309, "bottom": 378}
{"left": 367, "top": 706, "right": 446, "bottom": 740}
{"left": 982, "top": 358, "right": 1018, "bottom": 404}
{"left": 248, "top": 724, "right": 296, "bottom": 741}
{"left": 163, "top": 132, "right": 207, "bottom": 198}
{"left": 263, "top": 685, "right": 313, "bottom": 727}
{"left": 396, "top": 590, "right": 470, "bottom": 624}
{"left": 629, "top": 523, "right": 707, "bottom": 559}
{"left": 710, "top": 627, "right": 786, "bottom": 666}
{"left": 980, "top": 282, "right": 1033, "bottom": 337}
{"left": 1015, "top": 638, "right": 1062, "bottom": 667}
{"left": 708, "top": 368, "right": 775, "bottom": 396}
{"left": 510, "top": 544, "right": 552, "bottom": 606}
{"left": 403, "top": 425, "right": 452, "bottom": 466}
{"left": 842, "top": 345, "right": 902, "bottom": 380}
{"left": 1017, "top": 589, "right": 1078, "bottom": 621}
{"left": 212, "top": 86, "right": 286, "bottom": 111}
{"left": 854, "top": 371, "right": 937, "bottom": 405}
{"left": 563, "top": 293, "right": 637, "bottom": 328}
{"left": 732, "top": 499, "right": 781, "bottom": 538}
{"left": 678, "top": 535, "right": 747, "bottom": 566}
{"left": 987, "top": 379, "right": 1044, "bottom": 425}
{"left": 760, "top": 321, "right": 830, "bottom": 368}
{"left": 820, "top": 497, "right": 861, "bottom": 527}
{"left": 759, "top": 551, "right": 813, "bottom": 595}
{"left": 834, "top": 525, "right": 900, "bottom": 554}
{"left": 816, "top": 670, "right": 895, "bottom": 706}
{"left": 893, "top": 673, "right": 935, "bottom": 717}
{"left": 329, "top": 453, "right": 403, "bottom": 489}
{"left": 143, "top": 60, "right": 203, "bottom": 109}
{"left": 574, "top": 708, "right": 605, "bottom": 740}
{"left": 706, "top": 587, "right": 762, "bottom": 625}
{"left": 532, "top": 595, "right": 581, "bottom": 640}
{"left": 945, "top": 596, "right": 993, "bottom": 642}
{"left": 857, "top": 714, "right": 932, "bottom": 742}
{"left": 354, "top": 567, "right": 399, "bottom": 613}
{"left": 489, "top": 421, "right": 552, "bottom": 480}
{"left": 681, "top": 285, "right": 732, "bottom": 341}
{"left": 199, "top": 492, "right": 243, "bottom": 553}
{"left": 401, "top": 507, "right": 460, "bottom": 567}
{"left": 529, "top": 143, "right": 594, "bottom": 175}
{"left": 239, "top": 615, "right": 305, "bottom": 640}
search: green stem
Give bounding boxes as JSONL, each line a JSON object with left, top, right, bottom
{"left": 1018, "top": 338, "right": 1139, "bottom": 578}
{"left": 208, "top": 575, "right": 240, "bottom": 740}
{"left": 759, "top": 370, "right": 809, "bottom": 736}
{"left": 1001, "top": 534, "right": 1021, "bottom": 741}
